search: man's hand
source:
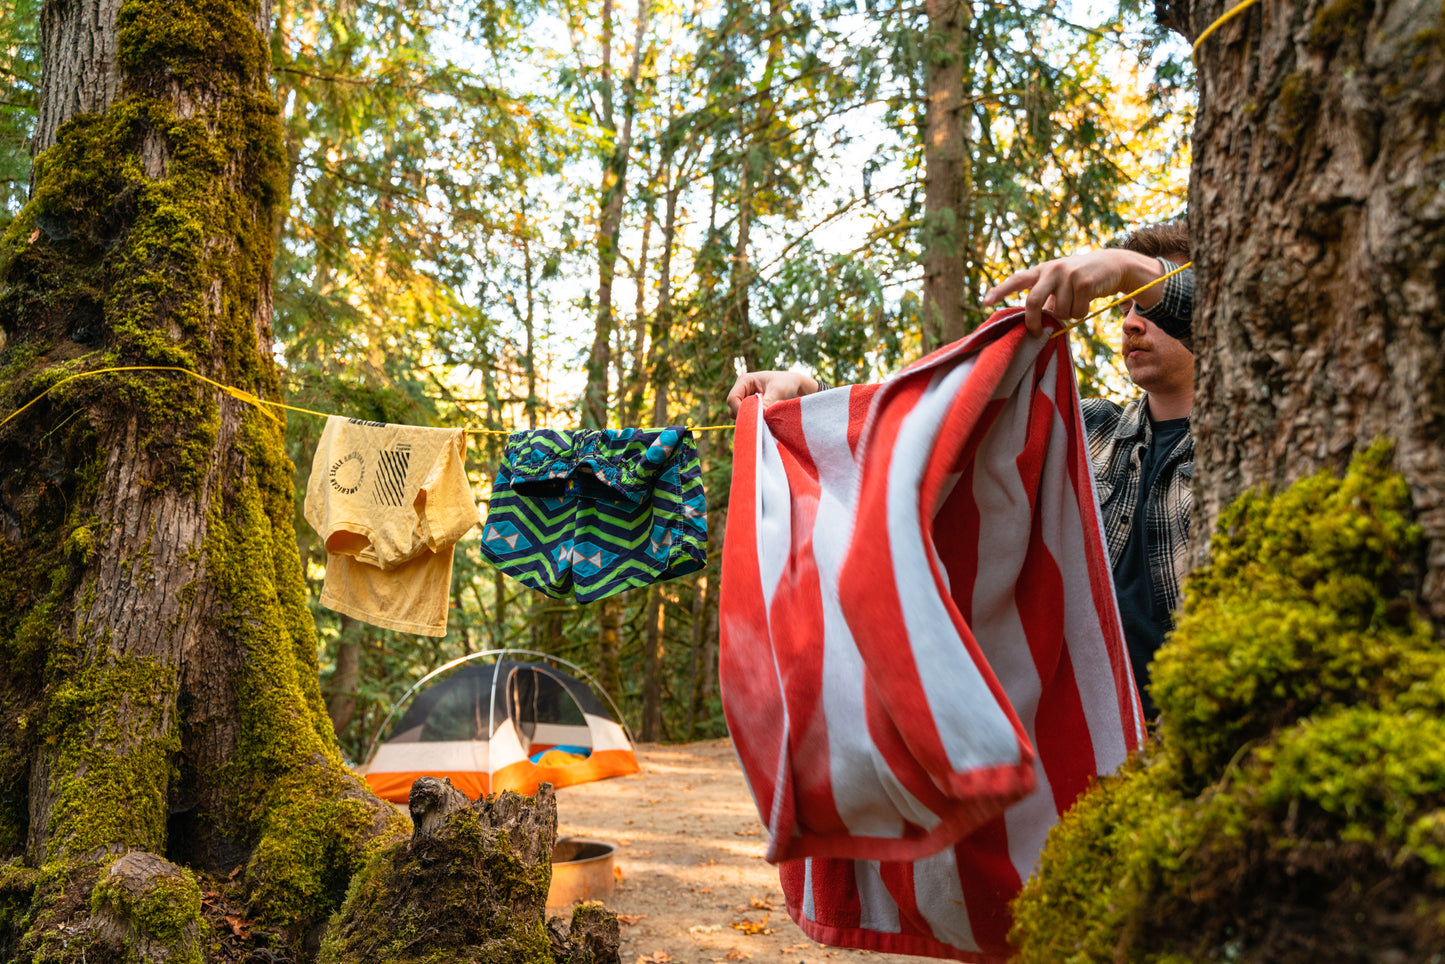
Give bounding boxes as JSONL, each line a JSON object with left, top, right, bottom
{"left": 726, "top": 371, "right": 822, "bottom": 416}
{"left": 982, "top": 250, "right": 1167, "bottom": 336}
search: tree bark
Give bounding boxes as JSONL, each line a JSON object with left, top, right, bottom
{"left": 640, "top": 585, "right": 665, "bottom": 741}
{"left": 1183, "top": 0, "right": 1445, "bottom": 620}
{"left": 325, "top": 616, "right": 361, "bottom": 739}
{"left": 34, "top": 0, "right": 122, "bottom": 154}
{"left": 596, "top": 596, "right": 622, "bottom": 705}
{"left": 532, "top": 589, "right": 565, "bottom": 653}
{"left": 687, "top": 422, "right": 722, "bottom": 738}
{"left": 921, "top": 0, "right": 976, "bottom": 351}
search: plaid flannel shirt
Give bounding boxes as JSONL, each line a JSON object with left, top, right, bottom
{"left": 1081, "top": 394, "right": 1194, "bottom": 619}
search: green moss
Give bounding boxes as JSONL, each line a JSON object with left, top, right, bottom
{"left": 1013, "top": 442, "right": 1445, "bottom": 962}
{"left": 318, "top": 796, "right": 557, "bottom": 964}
{"left": 89, "top": 859, "right": 204, "bottom": 957}
{"left": 1308, "top": 0, "right": 1374, "bottom": 49}
{"left": 0, "top": 0, "right": 287, "bottom": 491}
{"left": 62, "top": 519, "right": 100, "bottom": 565}
{"left": 43, "top": 652, "right": 180, "bottom": 857}
{"left": 194, "top": 456, "right": 406, "bottom": 934}
{"left": 243, "top": 780, "right": 393, "bottom": 925}
{"left": 1152, "top": 440, "right": 1430, "bottom": 785}
{"left": 1011, "top": 752, "right": 1186, "bottom": 963}
{"left": 0, "top": 859, "right": 40, "bottom": 952}
{"left": 1271, "top": 71, "right": 1320, "bottom": 149}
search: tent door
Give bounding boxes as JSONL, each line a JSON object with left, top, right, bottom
{"left": 508, "top": 668, "right": 540, "bottom": 754}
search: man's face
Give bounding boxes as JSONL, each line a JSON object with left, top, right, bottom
{"left": 1120, "top": 306, "right": 1194, "bottom": 397}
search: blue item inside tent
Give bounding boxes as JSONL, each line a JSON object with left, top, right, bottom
{"left": 529, "top": 744, "right": 592, "bottom": 764}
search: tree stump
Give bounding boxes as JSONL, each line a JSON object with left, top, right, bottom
{"left": 90, "top": 852, "right": 205, "bottom": 964}
{"left": 318, "top": 780, "right": 619, "bottom": 964}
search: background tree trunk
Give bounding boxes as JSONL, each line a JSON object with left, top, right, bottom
{"left": 1183, "top": 0, "right": 1445, "bottom": 620}
{"left": 921, "top": 0, "right": 975, "bottom": 350}
{"left": 325, "top": 616, "right": 362, "bottom": 738}
{"left": 0, "top": 0, "right": 407, "bottom": 955}
{"left": 583, "top": 0, "right": 650, "bottom": 430}
{"left": 639, "top": 585, "right": 665, "bottom": 741}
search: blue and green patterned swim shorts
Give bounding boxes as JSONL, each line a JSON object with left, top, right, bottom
{"left": 480, "top": 427, "right": 707, "bottom": 602}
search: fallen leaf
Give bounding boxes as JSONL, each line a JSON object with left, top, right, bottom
{"left": 698, "top": 887, "right": 712, "bottom": 894}
{"left": 732, "top": 829, "right": 761, "bottom": 837}
{"left": 729, "top": 914, "right": 773, "bottom": 936}
{"left": 725, "top": 952, "right": 752, "bottom": 961}
{"left": 27, "top": 229, "right": 39, "bottom": 243}
{"left": 688, "top": 924, "right": 722, "bottom": 934}
{"left": 223, "top": 914, "right": 250, "bottom": 938}
{"left": 636, "top": 952, "right": 675, "bottom": 964}
{"left": 613, "top": 866, "right": 625, "bottom": 881}
{"left": 749, "top": 896, "right": 775, "bottom": 910}
{"left": 696, "top": 859, "right": 716, "bottom": 867}
{"left": 617, "top": 914, "right": 646, "bottom": 926}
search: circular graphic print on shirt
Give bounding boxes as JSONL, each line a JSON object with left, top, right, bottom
{"left": 329, "top": 451, "right": 365, "bottom": 494}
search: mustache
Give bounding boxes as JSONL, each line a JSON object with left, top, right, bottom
{"left": 1123, "top": 337, "right": 1151, "bottom": 353}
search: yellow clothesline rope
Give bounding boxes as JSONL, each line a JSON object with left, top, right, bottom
{"left": 1193, "top": 0, "right": 1263, "bottom": 52}
{"left": 0, "top": 365, "right": 737, "bottom": 435}
{"left": 1047, "top": 261, "right": 1193, "bottom": 341}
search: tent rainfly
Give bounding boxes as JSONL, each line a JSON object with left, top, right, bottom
{"left": 361, "top": 653, "right": 639, "bottom": 803}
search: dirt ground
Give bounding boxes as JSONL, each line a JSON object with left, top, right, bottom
{"left": 551, "top": 738, "right": 938, "bottom": 964}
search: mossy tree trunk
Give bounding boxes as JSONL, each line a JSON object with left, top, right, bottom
{"left": 1178, "top": 0, "right": 1445, "bottom": 620}
{"left": 0, "top": 0, "right": 409, "bottom": 957}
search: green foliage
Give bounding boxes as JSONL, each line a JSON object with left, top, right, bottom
{"left": 1013, "top": 442, "right": 1445, "bottom": 962}
{"left": 0, "top": 0, "right": 38, "bottom": 227}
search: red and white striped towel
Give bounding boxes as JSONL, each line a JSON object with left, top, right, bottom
{"left": 718, "top": 308, "right": 1144, "bottom": 961}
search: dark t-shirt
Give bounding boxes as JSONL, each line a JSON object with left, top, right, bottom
{"left": 1111, "top": 414, "right": 1190, "bottom": 719}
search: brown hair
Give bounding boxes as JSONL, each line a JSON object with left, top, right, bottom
{"left": 1115, "top": 221, "right": 1190, "bottom": 262}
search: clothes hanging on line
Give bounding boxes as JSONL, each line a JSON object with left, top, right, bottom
{"left": 718, "top": 308, "right": 1144, "bottom": 962}
{"left": 304, "top": 417, "right": 480, "bottom": 637}
{"left": 480, "top": 426, "right": 707, "bottom": 603}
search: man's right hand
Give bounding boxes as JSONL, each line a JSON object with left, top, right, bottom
{"left": 982, "top": 249, "right": 1167, "bottom": 336}
{"left": 726, "top": 371, "right": 822, "bottom": 416}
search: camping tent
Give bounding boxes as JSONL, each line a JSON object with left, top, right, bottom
{"left": 361, "top": 651, "right": 639, "bottom": 803}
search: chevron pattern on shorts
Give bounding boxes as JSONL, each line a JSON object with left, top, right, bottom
{"left": 480, "top": 427, "right": 707, "bottom": 602}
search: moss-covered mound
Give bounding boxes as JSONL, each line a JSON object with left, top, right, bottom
{"left": 1012, "top": 442, "right": 1445, "bottom": 963}
{"left": 318, "top": 780, "right": 618, "bottom": 964}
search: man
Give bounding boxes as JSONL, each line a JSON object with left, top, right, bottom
{"left": 726, "top": 223, "right": 1194, "bottom": 717}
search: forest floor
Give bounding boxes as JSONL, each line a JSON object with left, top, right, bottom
{"left": 551, "top": 738, "right": 937, "bottom": 964}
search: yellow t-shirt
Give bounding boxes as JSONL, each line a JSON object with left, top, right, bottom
{"left": 304, "top": 417, "right": 479, "bottom": 636}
